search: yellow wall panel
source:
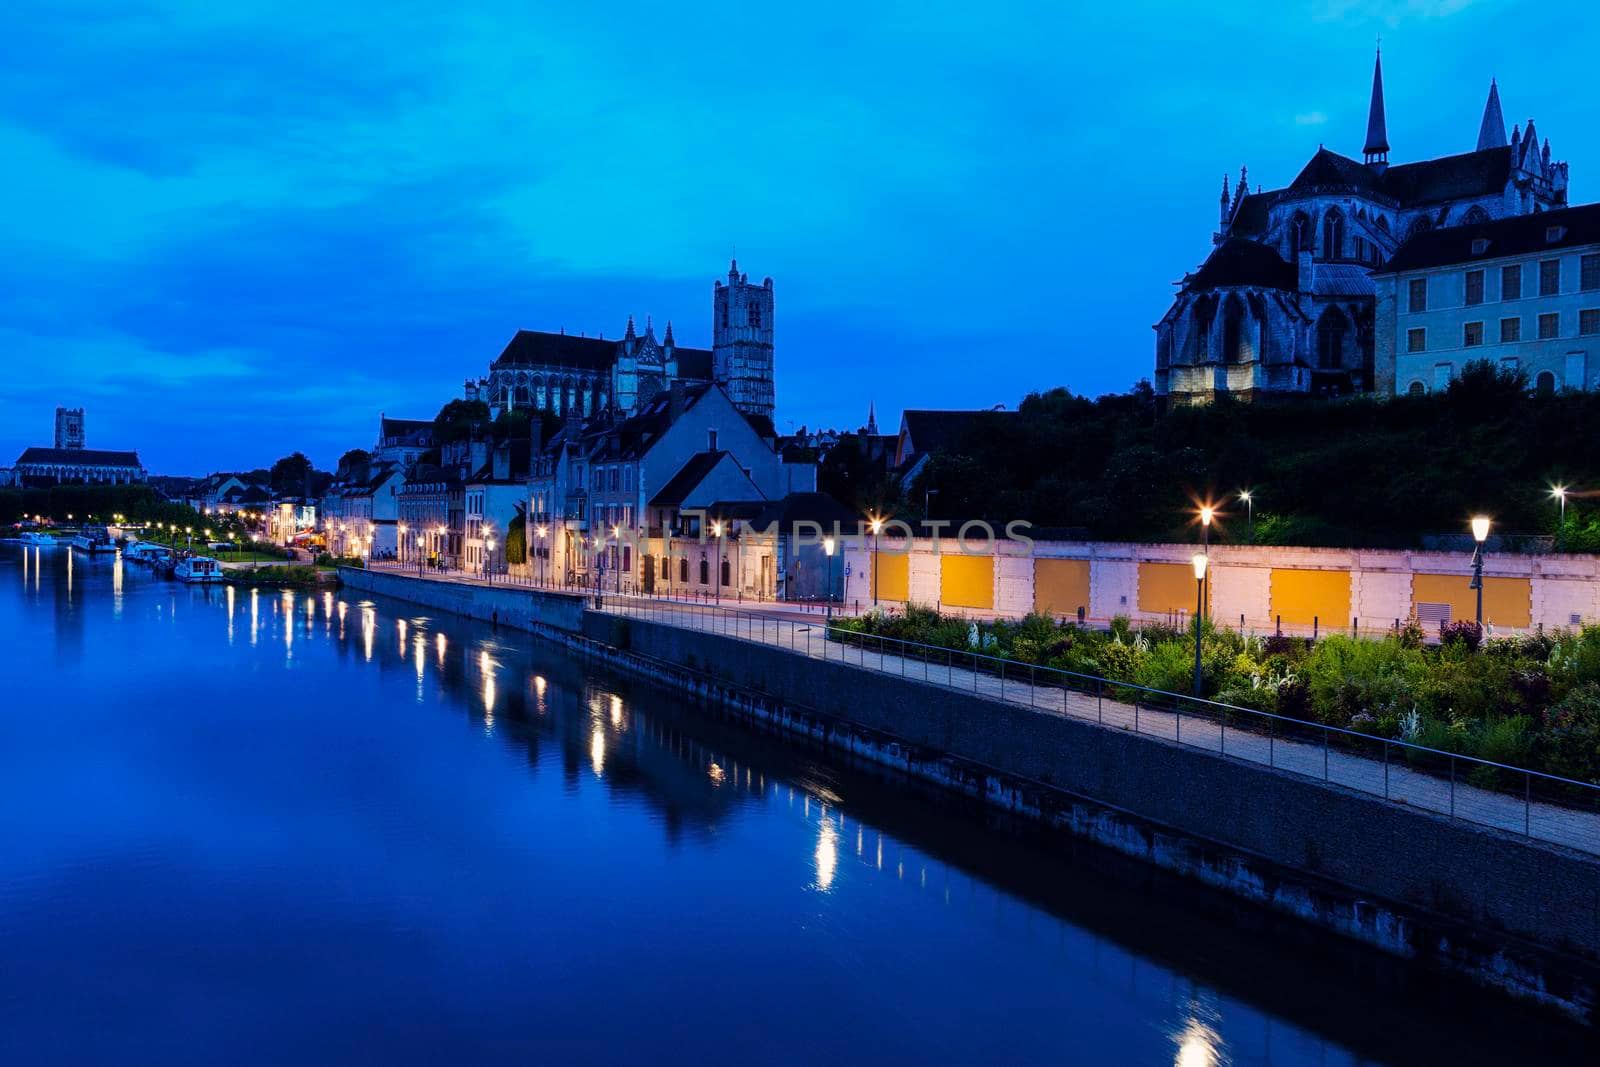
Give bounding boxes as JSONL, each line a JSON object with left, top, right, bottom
{"left": 1034, "top": 558, "right": 1091, "bottom": 619}
{"left": 939, "top": 553, "right": 994, "bottom": 611}
{"left": 1139, "top": 562, "right": 1206, "bottom": 615}
{"left": 1270, "top": 569, "right": 1352, "bottom": 628}
{"left": 1412, "top": 574, "right": 1531, "bottom": 629}
{"left": 873, "top": 551, "right": 909, "bottom": 603}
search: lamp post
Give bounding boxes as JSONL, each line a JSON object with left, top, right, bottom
{"left": 537, "top": 525, "right": 548, "bottom": 587}
{"left": 1198, "top": 505, "right": 1214, "bottom": 550}
{"left": 398, "top": 523, "right": 408, "bottom": 568}
{"left": 1239, "top": 490, "right": 1253, "bottom": 544}
{"left": 416, "top": 535, "right": 424, "bottom": 575}
{"left": 712, "top": 520, "right": 724, "bottom": 602}
{"left": 1552, "top": 486, "right": 1568, "bottom": 552}
{"left": 824, "top": 535, "right": 837, "bottom": 623}
{"left": 1191, "top": 553, "right": 1208, "bottom": 696}
{"left": 1470, "top": 515, "right": 1491, "bottom": 630}
{"left": 868, "top": 516, "right": 883, "bottom": 605}
{"left": 485, "top": 536, "right": 497, "bottom": 584}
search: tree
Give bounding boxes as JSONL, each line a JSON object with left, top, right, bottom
{"left": 434, "top": 399, "right": 490, "bottom": 444}
{"left": 337, "top": 449, "right": 372, "bottom": 481}
{"left": 505, "top": 504, "right": 527, "bottom": 565}
{"left": 270, "top": 452, "right": 314, "bottom": 496}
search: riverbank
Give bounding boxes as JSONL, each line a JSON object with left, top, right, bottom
{"left": 340, "top": 566, "right": 1600, "bottom": 1023}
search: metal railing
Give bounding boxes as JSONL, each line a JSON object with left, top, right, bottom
{"left": 590, "top": 591, "right": 1600, "bottom": 856}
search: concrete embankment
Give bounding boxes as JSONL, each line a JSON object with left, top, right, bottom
{"left": 340, "top": 569, "right": 1600, "bottom": 1021}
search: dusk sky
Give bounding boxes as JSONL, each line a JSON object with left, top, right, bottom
{"left": 2, "top": 0, "right": 1596, "bottom": 474}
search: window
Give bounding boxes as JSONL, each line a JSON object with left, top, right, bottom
{"left": 1407, "top": 278, "right": 1428, "bottom": 312}
{"left": 720, "top": 559, "right": 731, "bottom": 586}
{"left": 1535, "top": 371, "right": 1557, "bottom": 396}
{"left": 1463, "top": 321, "right": 1483, "bottom": 347}
{"left": 1471, "top": 238, "right": 1491, "bottom": 255}
{"left": 1501, "top": 264, "right": 1522, "bottom": 301}
{"left": 1540, "top": 259, "right": 1561, "bottom": 296}
{"left": 660, "top": 556, "right": 669, "bottom": 579}
{"left": 1500, "top": 318, "right": 1521, "bottom": 343}
{"left": 1407, "top": 380, "right": 1426, "bottom": 396}
{"left": 1583, "top": 254, "right": 1600, "bottom": 293}
{"left": 708, "top": 429, "right": 718, "bottom": 452}
{"left": 1322, "top": 210, "right": 1345, "bottom": 261}
{"left": 1546, "top": 226, "right": 1567, "bottom": 243}
{"left": 1581, "top": 309, "right": 1600, "bottom": 336}
{"left": 698, "top": 558, "right": 709, "bottom": 585}
{"left": 679, "top": 557, "right": 689, "bottom": 583}
{"left": 748, "top": 303, "right": 762, "bottom": 328}
{"left": 1539, "top": 312, "right": 1561, "bottom": 339}
{"left": 1407, "top": 328, "right": 1426, "bottom": 353}
{"left": 1465, "top": 270, "right": 1484, "bottom": 306}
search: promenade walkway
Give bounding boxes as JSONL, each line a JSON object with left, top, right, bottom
{"left": 596, "top": 594, "right": 1600, "bottom": 858}
{"left": 358, "top": 565, "right": 1600, "bottom": 857}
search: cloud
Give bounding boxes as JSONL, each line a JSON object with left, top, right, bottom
{"left": 1295, "top": 111, "right": 1329, "bottom": 126}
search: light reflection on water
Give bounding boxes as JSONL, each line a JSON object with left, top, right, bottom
{"left": 0, "top": 545, "right": 1587, "bottom": 1066}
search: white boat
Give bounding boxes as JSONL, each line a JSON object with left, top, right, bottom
{"left": 175, "top": 556, "right": 225, "bottom": 583}
{"left": 19, "top": 532, "right": 59, "bottom": 546}
{"left": 124, "top": 541, "right": 173, "bottom": 565}
{"left": 71, "top": 528, "right": 115, "bottom": 553}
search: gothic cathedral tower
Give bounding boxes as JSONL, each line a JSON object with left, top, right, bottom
{"left": 712, "top": 260, "right": 775, "bottom": 419}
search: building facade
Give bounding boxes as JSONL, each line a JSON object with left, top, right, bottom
{"left": 464, "top": 261, "right": 776, "bottom": 422}
{"left": 13, "top": 447, "right": 145, "bottom": 487}
{"left": 1156, "top": 56, "right": 1570, "bottom": 404}
{"left": 54, "top": 407, "right": 84, "bottom": 450}
{"left": 1377, "top": 202, "right": 1600, "bottom": 395}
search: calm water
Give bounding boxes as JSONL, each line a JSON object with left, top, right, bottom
{"left": 0, "top": 545, "right": 1588, "bottom": 1065}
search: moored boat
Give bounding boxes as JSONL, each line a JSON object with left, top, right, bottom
{"left": 19, "top": 532, "right": 59, "bottom": 546}
{"left": 175, "top": 556, "right": 225, "bottom": 584}
{"left": 70, "top": 527, "right": 115, "bottom": 554}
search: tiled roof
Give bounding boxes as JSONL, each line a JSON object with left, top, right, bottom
{"left": 16, "top": 447, "right": 142, "bottom": 468}
{"left": 1377, "top": 201, "right": 1600, "bottom": 274}
{"left": 648, "top": 451, "right": 729, "bottom": 507}
{"left": 900, "top": 409, "right": 1018, "bottom": 459}
{"left": 490, "top": 328, "right": 716, "bottom": 380}
{"left": 1280, "top": 146, "right": 1514, "bottom": 208}
{"left": 1182, "top": 238, "right": 1297, "bottom": 293}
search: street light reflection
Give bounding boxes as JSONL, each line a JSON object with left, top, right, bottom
{"left": 814, "top": 815, "right": 839, "bottom": 891}
{"left": 1173, "top": 1017, "right": 1221, "bottom": 1067}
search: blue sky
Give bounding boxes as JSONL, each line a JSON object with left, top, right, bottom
{"left": 1, "top": 0, "right": 1595, "bottom": 474}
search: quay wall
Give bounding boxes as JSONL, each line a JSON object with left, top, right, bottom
{"left": 340, "top": 569, "right": 1600, "bottom": 1019}
{"left": 339, "top": 567, "right": 587, "bottom": 633}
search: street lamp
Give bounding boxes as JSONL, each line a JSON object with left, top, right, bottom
{"left": 712, "top": 520, "right": 724, "bottom": 602}
{"left": 868, "top": 515, "right": 884, "bottom": 605}
{"left": 1469, "top": 515, "right": 1491, "bottom": 630}
{"left": 416, "top": 535, "right": 425, "bottom": 575}
{"left": 1551, "top": 486, "right": 1568, "bottom": 552}
{"left": 1191, "top": 553, "right": 1208, "bottom": 696}
{"left": 1198, "top": 505, "right": 1214, "bottom": 550}
{"left": 1238, "top": 491, "right": 1253, "bottom": 544}
{"left": 398, "top": 523, "right": 408, "bottom": 566}
{"left": 536, "top": 525, "right": 548, "bottom": 586}
{"left": 824, "top": 535, "right": 837, "bottom": 622}
{"left": 485, "top": 536, "right": 497, "bottom": 583}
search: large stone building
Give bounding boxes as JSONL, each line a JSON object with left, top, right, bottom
{"left": 464, "top": 260, "right": 776, "bottom": 421}
{"left": 1376, "top": 202, "right": 1600, "bottom": 396}
{"left": 53, "top": 407, "right": 84, "bottom": 450}
{"left": 13, "top": 406, "right": 144, "bottom": 486}
{"left": 1156, "top": 53, "right": 1570, "bottom": 404}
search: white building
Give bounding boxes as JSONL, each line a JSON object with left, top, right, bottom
{"left": 1377, "top": 202, "right": 1600, "bottom": 394}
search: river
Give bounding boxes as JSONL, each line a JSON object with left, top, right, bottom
{"left": 0, "top": 544, "right": 1588, "bottom": 1064}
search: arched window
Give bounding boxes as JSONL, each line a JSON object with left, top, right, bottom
{"left": 1289, "top": 211, "right": 1311, "bottom": 258}
{"left": 720, "top": 559, "right": 731, "bottom": 586}
{"left": 1406, "top": 216, "right": 1432, "bottom": 241}
{"left": 1535, "top": 370, "right": 1557, "bottom": 396}
{"left": 698, "top": 557, "right": 710, "bottom": 585}
{"left": 1463, "top": 205, "right": 1491, "bottom": 226}
{"left": 1321, "top": 209, "right": 1345, "bottom": 261}
{"left": 1375, "top": 215, "right": 1390, "bottom": 234}
{"left": 1407, "top": 380, "right": 1426, "bottom": 396}
{"left": 1316, "top": 306, "right": 1350, "bottom": 370}
{"left": 1221, "top": 294, "right": 1251, "bottom": 364}
{"left": 679, "top": 557, "right": 689, "bottom": 583}
{"left": 660, "top": 556, "right": 669, "bottom": 579}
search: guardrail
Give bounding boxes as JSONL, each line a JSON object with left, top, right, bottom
{"left": 591, "top": 591, "right": 1600, "bottom": 856}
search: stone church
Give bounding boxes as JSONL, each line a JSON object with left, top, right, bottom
{"left": 1155, "top": 52, "right": 1570, "bottom": 404}
{"left": 465, "top": 260, "right": 776, "bottom": 420}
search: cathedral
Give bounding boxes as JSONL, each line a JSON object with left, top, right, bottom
{"left": 1155, "top": 52, "right": 1570, "bottom": 404}
{"left": 465, "top": 261, "right": 776, "bottom": 420}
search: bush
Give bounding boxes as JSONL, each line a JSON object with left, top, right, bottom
{"left": 1537, "top": 684, "right": 1600, "bottom": 783}
{"left": 1439, "top": 619, "right": 1483, "bottom": 652}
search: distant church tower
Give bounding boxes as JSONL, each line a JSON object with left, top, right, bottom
{"left": 712, "top": 260, "right": 776, "bottom": 419}
{"left": 54, "top": 406, "right": 84, "bottom": 450}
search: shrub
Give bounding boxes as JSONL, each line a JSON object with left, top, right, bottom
{"left": 1537, "top": 684, "right": 1600, "bottom": 783}
{"left": 1439, "top": 619, "right": 1483, "bottom": 652}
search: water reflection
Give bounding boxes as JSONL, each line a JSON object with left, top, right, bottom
{"left": 1, "top": 545, "right": 1591, "bottom": 1067}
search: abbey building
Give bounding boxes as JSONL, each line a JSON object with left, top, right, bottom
{"left": 1155, "top": 52, "right": 1570, "bottom": 404}
{"left": 465, "top": 260, "right": 776, "bottom": 421}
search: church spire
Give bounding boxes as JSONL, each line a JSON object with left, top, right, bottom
{"left": 1363, "top": 46, "right": 1390, "bottom": 167}
{"left": 663, "top": 319, "right": 675, "bottom": 346}
{"left": 624, "top": 315, "right": 637, "bottom": 342}
{"left": 865, "top": 401, "right": 878, "bottom": 436}
{"left": 1476, "top": 78, "right": 1507, "bottom": 151}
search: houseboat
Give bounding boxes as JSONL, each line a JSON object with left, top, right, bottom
{"left": 175, "top": 556, "right": 225, "bottom": 584}
{"left": 70, "top": 527, "right": 116, "bottom": 554}
{"left": 19, "top": 531, "right": 59, "bottom": 546}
